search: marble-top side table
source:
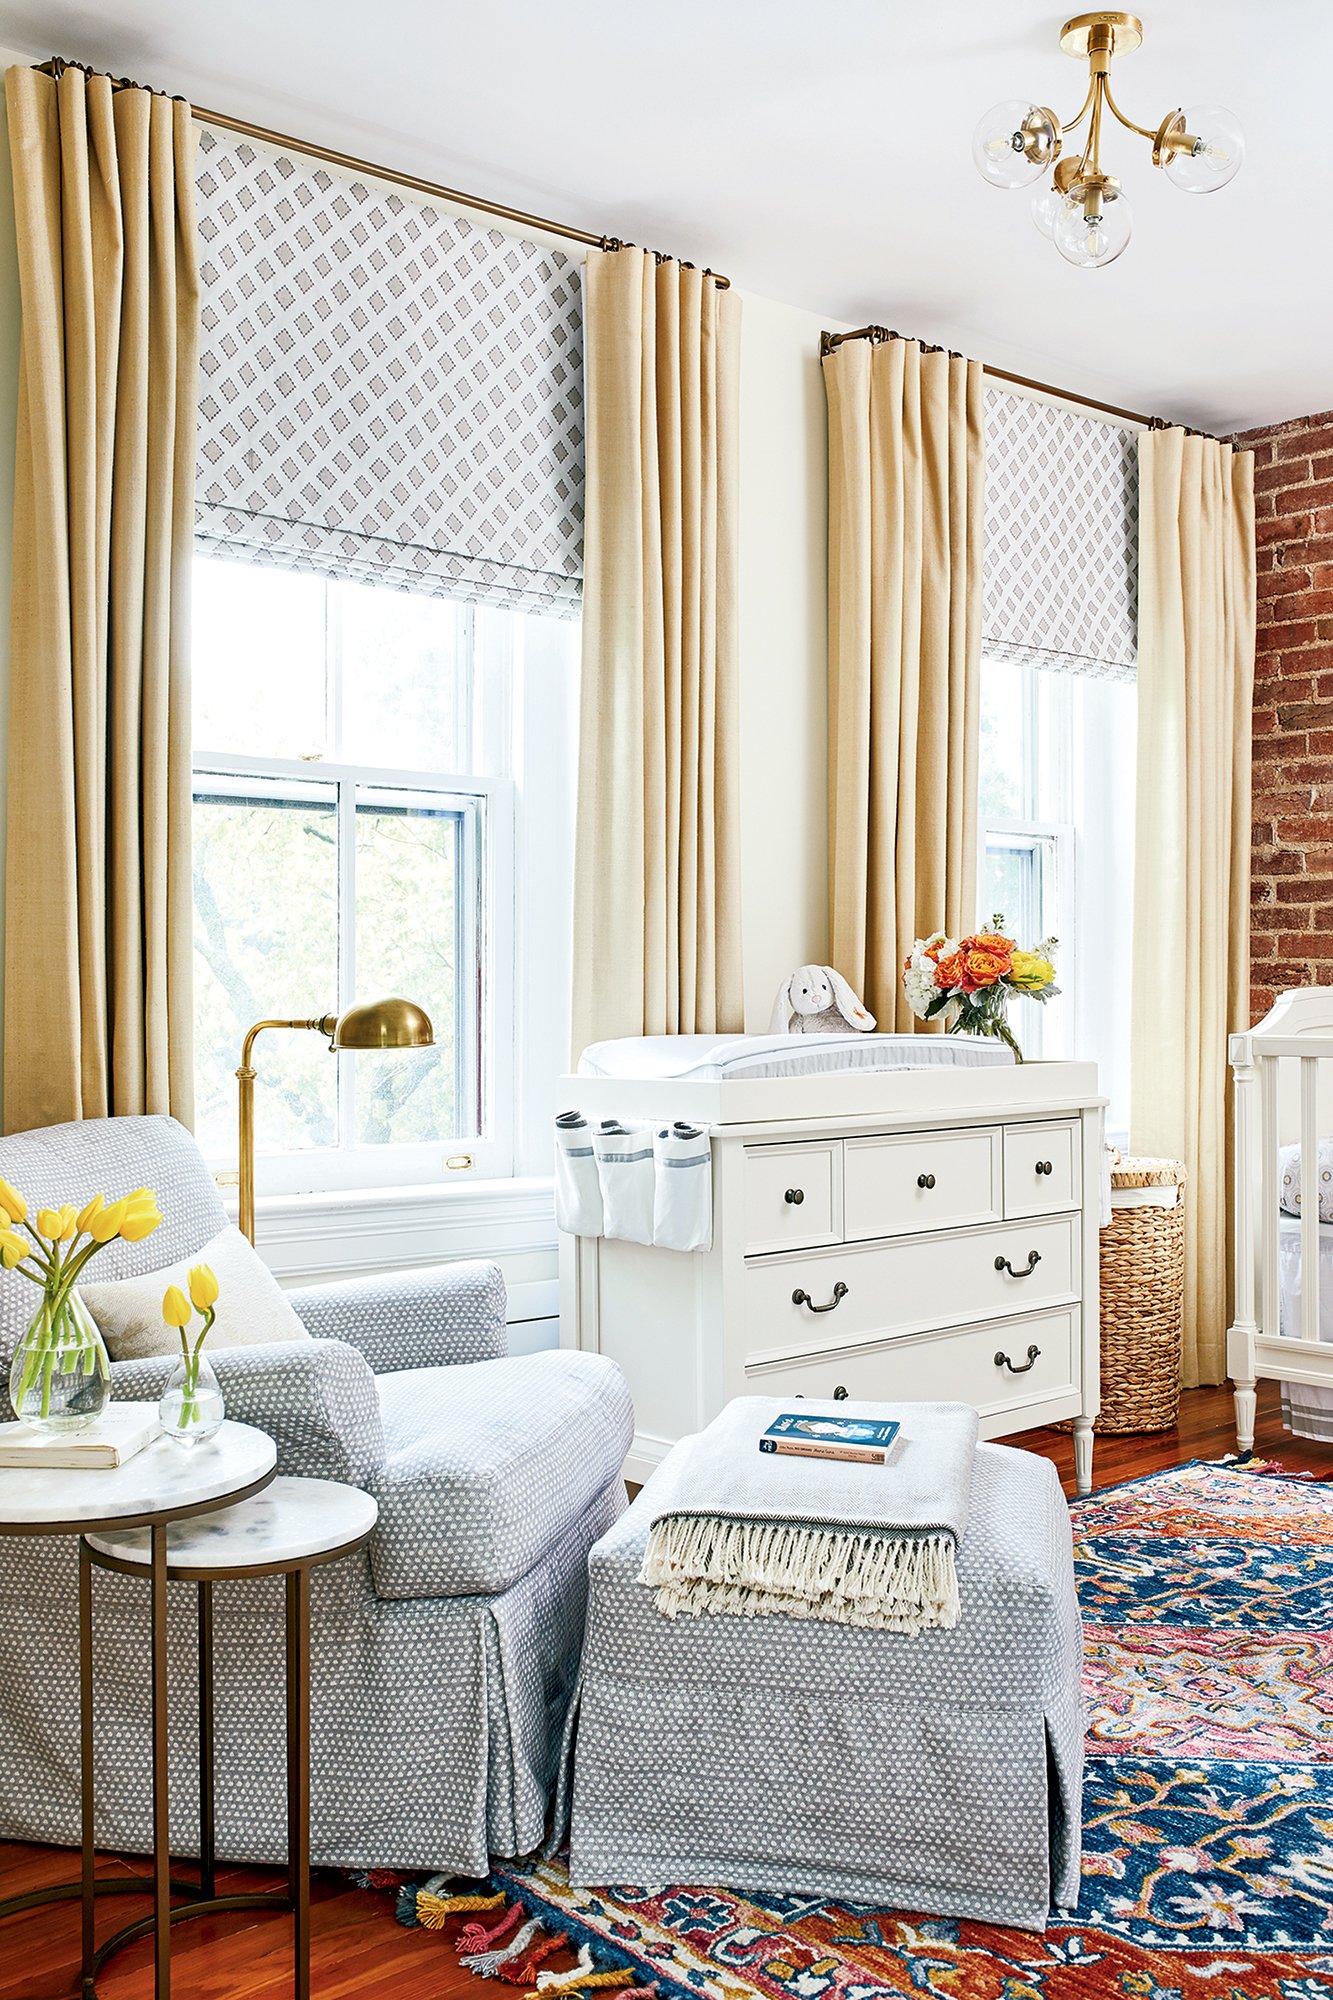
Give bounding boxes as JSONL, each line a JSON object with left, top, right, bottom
{"left": 0, "top": 1418, "right": 277, "bottom": 2000}
{"left": 86, "top": 1475, "right": 378, "bottom": 2000}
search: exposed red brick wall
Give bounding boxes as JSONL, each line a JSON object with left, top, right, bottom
{"left": 1242, "top": 409, "right": 1333, "bottom": 1021}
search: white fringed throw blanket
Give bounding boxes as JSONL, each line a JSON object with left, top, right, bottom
{"left": 638, "top": 1397, "right": 978, "bottom": 1634}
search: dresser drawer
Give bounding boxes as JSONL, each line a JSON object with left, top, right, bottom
{"left": 743, "top": 1141, "right": 841, "bottom": 1254}
{"left": 844, "top": 1127, "right": 1001, "bottom": 1241}
{"left": 1003, "top": 1120, "right": 1081, "bottom": 1217}
{"left": 742, "top": 1308, "right": 1081, "bottom": 1419}
{"left": 744, "top": 1212, "right": 1080, "bottom": 1352}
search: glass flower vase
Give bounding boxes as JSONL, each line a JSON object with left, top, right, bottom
{"left": 158, "top": 1351, "right": 224, "bottom": 1448}
{"left": 948, "top": 985, "right": 1025, "bottom": 1060}
{"left": 8, "top": 1287, "right": 111, "bottom": 1433}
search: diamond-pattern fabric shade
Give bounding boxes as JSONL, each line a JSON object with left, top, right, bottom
{"left": 983, "top": 386, "right": 1138, "bottom": 681}
{"left": 193, "top": 124, "right": 584, "bottom": 616}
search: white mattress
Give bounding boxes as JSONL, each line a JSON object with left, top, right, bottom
{"left": 576, "top": 1032, "right": 1016, "bottom": 1082}
{"left": 1277, "top": 1214, "right": 1333, "bottom": 1438}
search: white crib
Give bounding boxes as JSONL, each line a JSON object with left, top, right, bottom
{"left": 1229, "top": 986, "right": 1333, "bottom": 1449}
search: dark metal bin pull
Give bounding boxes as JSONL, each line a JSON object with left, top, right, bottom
{"left": 792, "top": 1281, "right": 848, "bottom": 1313}
{"left": 833, "top": 1385, "right": 848, "bottom": 1400}
{"left": 917, "top": 1173, "right": 936, "bottom": 1189}
{"left": 784, "top": 1187, "right": 805, "bottom": 1206}
{"left": 994, "top": 1250, "right": 1042, "bottom": 1278}
{"left": 994, "top": 1343, "right": 1041, "bottom": 1374}
{"left": 1035, "top": 1159, "right": 1054, "bottom": 1176}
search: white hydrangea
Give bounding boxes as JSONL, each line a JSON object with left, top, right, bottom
{"left": 903, "top": 932, "right": 955, "bottom": 1020}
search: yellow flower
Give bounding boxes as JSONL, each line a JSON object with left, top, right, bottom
{"left": 188, "top": 1264, "right": 219, "bottom": 1312}
{"left": 35, "top": 1208, "right": 65, "bottom": 1241}
{"left": 0, "top": 1228, "right": 30, "bottom": 1269}
{"left": 161, "top": 1284, "right": 192, "bottom": 1329}
{"left": 88, "top": 1197, "right": 129, "bottom": 1244}
{"left": 56, "top": 1204, "right": 78, "bottom": 1240}
{"left": 1009, "top": 950, "right": 1055, "bottom": 993}
{"left": 0, "top": 1178, "right": 27, "bottom": 1226}
{"left": 76, "top": 1194, "right": 105, "bottom": 1235}
{"left": 119, "top": 1201, "right": 162, "bottom": 1243}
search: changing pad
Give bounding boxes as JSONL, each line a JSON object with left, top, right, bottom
{"left": 577, "top": 1032, "right": 1016, "bottom": 1082}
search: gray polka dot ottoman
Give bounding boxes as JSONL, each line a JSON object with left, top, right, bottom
{"left": 561, "top": 1438, "right": 1084, "bottom": 1931}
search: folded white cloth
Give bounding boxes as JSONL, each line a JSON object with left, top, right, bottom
{"left": 638, "top": 1396, "right": 979, "bottom": 1634}
{"left": 652, "top": 1122, "right": 713, "bottom": 1253}
{"left": 554, "top": 1111, "right": 603, "bottom": 1237}
{"left": 592, "top": 1119, "right": 656, "bottom": 1246}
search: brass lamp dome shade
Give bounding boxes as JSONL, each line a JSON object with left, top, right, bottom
{"left": 327, "top": 996, "right": 435, "bottom": 1051}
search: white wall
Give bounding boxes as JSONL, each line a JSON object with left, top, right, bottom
{"left": 736, "top": 294, "right": 843, "bottom": 1027}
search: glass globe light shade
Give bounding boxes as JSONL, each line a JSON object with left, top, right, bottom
{"left": 972, "top": 101, "right": 1058, "bottom": 190}
{"left": 1163, "top": 105, "right": 1245, "bottom": 192}
{"left": 1031, "top": 185, "right": 1064, "bottom": 239}
{"left": 1053, "top": 189, "right": 1133, "bottom": 268}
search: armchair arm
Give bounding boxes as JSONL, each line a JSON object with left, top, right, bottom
{"left": 109, "top": 1339, "right": 385, "bottom": 1485}
{"left": 285, "top": 1261, "right": 508, "bottom": 1374}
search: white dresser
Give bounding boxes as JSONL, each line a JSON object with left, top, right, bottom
{"left": 558, "top": 1059, "right": 1104, "bottom": 1492}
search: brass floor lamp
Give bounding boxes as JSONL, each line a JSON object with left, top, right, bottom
{"left": 236, "top": 997, "right": 434, "bottom": 1243}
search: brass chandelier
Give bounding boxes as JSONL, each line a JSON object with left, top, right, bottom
{"left": 972, "top": 11, "right": 1244, "bottom": 268}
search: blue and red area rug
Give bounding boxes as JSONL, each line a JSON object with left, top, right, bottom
{"left": 383, "top": 1460, "right": 1333, "bottom": 1999}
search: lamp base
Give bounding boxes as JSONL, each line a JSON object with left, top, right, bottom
{"left": 1060, "top": 12, "right": 1143, "bottom": 58}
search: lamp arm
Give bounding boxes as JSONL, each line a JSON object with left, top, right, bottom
{"left": 236, "top": 1014, "right": 339, "bottom": 1245}
{"left": 1100, "top": 75, "right": 1162, "bottom": 142}
{"left": 1058, "top": 76, "right": 1097, "bottom": 136}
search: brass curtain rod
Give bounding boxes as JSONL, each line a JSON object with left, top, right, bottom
{"left": 36, "top": 55, "right": 730, "bottom": 289}
{"left": 820, "top": 324, "right": 1229, "bottom": 443}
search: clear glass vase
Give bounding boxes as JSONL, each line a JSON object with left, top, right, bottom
{"left": 948, "top": 985, "right": 1024, "bottom": 1060}
{"left": 8, "top": 1287, "right": 111, "bottom": 1433}
{"left": 158, "top": 1351, "right": 224, "bottom": 1448}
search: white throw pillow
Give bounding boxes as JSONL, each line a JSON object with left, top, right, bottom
{"left": 81, "top": 1225, "right": 311, "bottom": 1362}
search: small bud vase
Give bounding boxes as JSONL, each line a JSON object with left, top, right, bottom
{"left": 158, "top": 1351, "right": 225, "bottom": 1448}
{"left": 8, "top": 1287, "right": 110, "bottom": 1433}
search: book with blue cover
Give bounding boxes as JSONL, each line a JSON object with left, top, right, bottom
{"left": 758, "top": 1411, "right": 900, "bottom": 1464}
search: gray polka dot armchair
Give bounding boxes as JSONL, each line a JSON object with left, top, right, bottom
{"left": 0, "top": 1114, "right": 632, "bottom": 1875}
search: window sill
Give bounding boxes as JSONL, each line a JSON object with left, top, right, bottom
{"left": 222, "top": 1175, "right": 557, "bottom": 1287}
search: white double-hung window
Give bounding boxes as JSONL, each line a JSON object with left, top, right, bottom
{"left": 191, "top": 556, "right": 575, "bottom": 1196}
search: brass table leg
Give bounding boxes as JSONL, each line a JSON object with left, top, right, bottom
{"left": 80, "top": 1537, "right": 95, "bottom": 2000}
{"left": 286, "top": 1567, "right": 312, "bottom": 2000}
{"left": 150, "top": 1521, "right": 171, "bottom": 2000}
{"left": 197, "top": 1582, "right": 216, "bottom": 1901}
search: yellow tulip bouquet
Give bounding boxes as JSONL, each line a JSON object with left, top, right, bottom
{"left": 158, "top": 1264, "right": 222, "bottom": 1444}
{"left": 1, "top": 1179, "right": 162, "bottom": 1430}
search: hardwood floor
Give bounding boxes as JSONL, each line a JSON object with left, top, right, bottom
{"left": 2, "top": 1378, "right": 1330, "bottom": 1999}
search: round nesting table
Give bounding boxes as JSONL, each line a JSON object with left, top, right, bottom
{"left": 85, "top": 1476, "right": 377, "bottom": 2000}
{"left": 0, "top": 1419, "right": 277, "bottom": 2000}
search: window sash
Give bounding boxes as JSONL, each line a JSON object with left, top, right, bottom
{"left": 192, "top": 751, "right": 514, "bottom": 1194}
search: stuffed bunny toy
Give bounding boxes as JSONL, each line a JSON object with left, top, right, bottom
{"left": 769, "top": 965, "right": 877, "bottom": 1035}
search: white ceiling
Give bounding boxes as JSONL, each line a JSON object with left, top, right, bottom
{"left": 0, "top": 0, "right": 1322, "bottom": 431}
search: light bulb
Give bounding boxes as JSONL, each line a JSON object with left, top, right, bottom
{"left": 1053, "top": 189, "right": 1133, "bottom": 268}
{"left": 1163, "top": 105, "right": 1245, "bottom": 192}
{"left": 972, "top": 101, "right": 1058, "bottom": 190}
{"left": 1031, "top": 185, "right": 1063, "bottom": 239}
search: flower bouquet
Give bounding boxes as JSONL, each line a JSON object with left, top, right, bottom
{"left": 902, "top": 916, "right": 1058, "bottom": 1060}
{"left": 1, "top": 1183, "right": 162, "bottom": 1431}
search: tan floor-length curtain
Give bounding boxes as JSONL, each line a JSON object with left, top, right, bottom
{"left": 824, "top": 335, "right": 985, "bottom": 1030}
{"left": 3, "top": 65, "right": 199, "bottom": 1133}
{"left": 571, "top": 246, "right": 742, "bottom": 1055}
{"left": 1131, "top": 428, "right": 1256, "bottom": 1385}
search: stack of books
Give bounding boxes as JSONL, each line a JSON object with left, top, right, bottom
{"left": 0, "top": 1404, "right": 160, "bottom": 1471}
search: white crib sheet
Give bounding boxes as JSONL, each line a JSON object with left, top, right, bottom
{"left": 1277, "top": 1214, "right": 1333, "bottom": 1439}
{"left": 577, "top": 1032, "right": 1016, "bottom": 1082}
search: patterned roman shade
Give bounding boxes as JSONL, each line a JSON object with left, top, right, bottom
{"left": 193, "top": 125, "right": 584, "bottom": 616}
{"left": 982, "top": 385, "right": 1138, "bottom": 681}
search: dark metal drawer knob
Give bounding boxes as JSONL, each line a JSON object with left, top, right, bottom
{"left": 784, "top": 1187, "right": 805, "bottom": 1206}
{"left": 994, "top": 1250, "right": 1042, "bottom": 1278}
{"left": 994, "top": 1344, "right": 1041, "bottom": 1375}
{"left": 917, "top": 1173, "right": 936, "bottom": 1190}
{"left": 833, "top": 1384, "right": 848, "bottom": 1400}
{"left": 792, "top": 1281, "right": 848, "bottom": 1313}
{"left": 1035, "top": 1159, "right": 1054, "bottom": 1177}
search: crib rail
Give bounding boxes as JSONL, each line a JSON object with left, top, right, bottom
{"left": 1229, "top": 1003, "right": 1333, "bottom": 1450}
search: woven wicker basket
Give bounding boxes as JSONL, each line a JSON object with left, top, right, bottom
{"left": 1093, "top": 1155, "right": 1187, "bottom": 1434}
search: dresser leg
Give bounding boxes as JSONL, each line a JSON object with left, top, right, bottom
{"left": 1072, "top": 1417, "right": 1094, "bottom": 1496}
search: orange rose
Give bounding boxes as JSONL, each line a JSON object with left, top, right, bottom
{"left": 965, "top": 931, "right": 1014, "bottom": 972}
{"left": 934, "top": 951, "right": 966, "bottom": 991}
{"left": 963, "top": 946, "right": 1010, "bottom": 989}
